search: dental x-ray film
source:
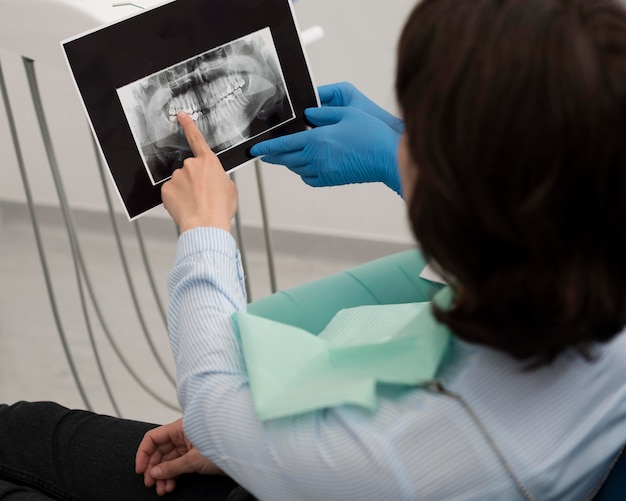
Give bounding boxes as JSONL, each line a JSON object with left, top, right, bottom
{"left": 62, "top": 0, "right": 319, "bottom": 220}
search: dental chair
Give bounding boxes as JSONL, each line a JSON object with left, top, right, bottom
{"left": 247, "top": 249, "right": 626, "bottom": 501}
{"left": 594, "top": 451, "right": 626, "bottom": 501}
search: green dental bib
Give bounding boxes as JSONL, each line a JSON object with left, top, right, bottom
{"left": 233, "top": 287, "right": 453, "bottom": 420}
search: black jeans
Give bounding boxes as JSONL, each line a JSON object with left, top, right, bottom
{"left": 0, "top": 401, "right": 253, "bottom": 501}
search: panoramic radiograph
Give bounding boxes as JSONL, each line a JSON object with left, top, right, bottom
{"left": 117, "top": 27, "right": 293, "bottom": 184}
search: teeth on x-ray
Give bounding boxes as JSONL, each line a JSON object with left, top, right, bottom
{"left": 166, "top": 76, "right": 247, "bottom": 123}
{"left": 134, "top": 27, "right": 287, "bottom": 154}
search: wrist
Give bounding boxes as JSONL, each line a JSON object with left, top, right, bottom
{"left": 179, "top": 216, "right": 232, "bottom": 234}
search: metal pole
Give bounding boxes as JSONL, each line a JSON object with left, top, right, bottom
{"left": 254, "top": 159, "right": 278, "bottom": 293}
{"left": 230, "top": 171, "right": 252, "bottom": 301}
{"left": 1, "top": 58, "right": 93, "bottom": 410}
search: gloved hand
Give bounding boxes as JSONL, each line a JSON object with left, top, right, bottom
{"left": 250, "top": 83, "right": 403, "bottom": 195}
{"left": 317, "top": 82, "right": 405, "bottom": 134}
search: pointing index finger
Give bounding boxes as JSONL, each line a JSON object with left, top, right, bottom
{"left": 177, "top": 111, "right": 211, "bottom": 158}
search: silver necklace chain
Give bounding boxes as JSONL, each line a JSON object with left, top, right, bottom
{"left": 428, "top": 381, "right": 622, "bottom": 501}
{"left": 428, "top": 381, "right": 537, "bottom": 501}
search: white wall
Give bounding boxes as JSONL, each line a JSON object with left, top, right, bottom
{"left": 0, "top": 0, "right": 418, "bottom": 245}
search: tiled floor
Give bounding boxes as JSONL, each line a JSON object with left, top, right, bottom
{"left": 0, "top": 203, "right": 405, "bottom": 425}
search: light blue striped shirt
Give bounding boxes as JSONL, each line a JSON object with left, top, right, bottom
{"left": 168, "top": 227, "right": 626, "bottom": 500}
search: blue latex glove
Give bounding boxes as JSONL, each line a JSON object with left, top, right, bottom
{"left": 250, "top": 83, "right": 403, "bottom": 195}
{"left": 317, "top": 82, "right": 405, "bottom": 134}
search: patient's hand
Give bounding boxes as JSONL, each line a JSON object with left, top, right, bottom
{"left": 161, "top": 111, "right": 238, "bottom": 234}
{"left": 135, "top": 418, "right": 224, "bottom": 496}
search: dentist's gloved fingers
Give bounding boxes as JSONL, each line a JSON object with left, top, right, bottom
{"left": 304, "top": 106, "right": 347, "bottom": 127}
{"left": 317, "top": 82, "right": 404, "bottom": 134}
{"left": 250, "top": 129, "right": 311, "bottom": 157}
{"left": 288, "top": 162, "right": 319, "bottom": 177}
{"left": 254, "top": 103, "right": 402, "bottom": 194}
{"left": 301, "top": 176, "right": 321, "bottom": 187}
{"left": 260, "top": 150, "right": 310, "bottom": 169}
{"left": 317, "top": 83, "right": 347, "bottom": 106}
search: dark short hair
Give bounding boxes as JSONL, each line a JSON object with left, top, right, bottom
{"left": 396, "top": 0, "right": 626, "bottom": 365}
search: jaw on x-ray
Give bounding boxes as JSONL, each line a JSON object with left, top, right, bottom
{"left": 118, "top": 27, "right": 292, "bottom": 184}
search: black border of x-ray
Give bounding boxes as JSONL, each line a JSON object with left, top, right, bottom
{"left": 62, "top": 0, "right": 318, "bottom": 220}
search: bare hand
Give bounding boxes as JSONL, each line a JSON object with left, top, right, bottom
{"left": 135, "top": 418, "right": 224, "bottom": 496}
{"left": 161, "top": 111, "right": 238, "bottom": 233}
